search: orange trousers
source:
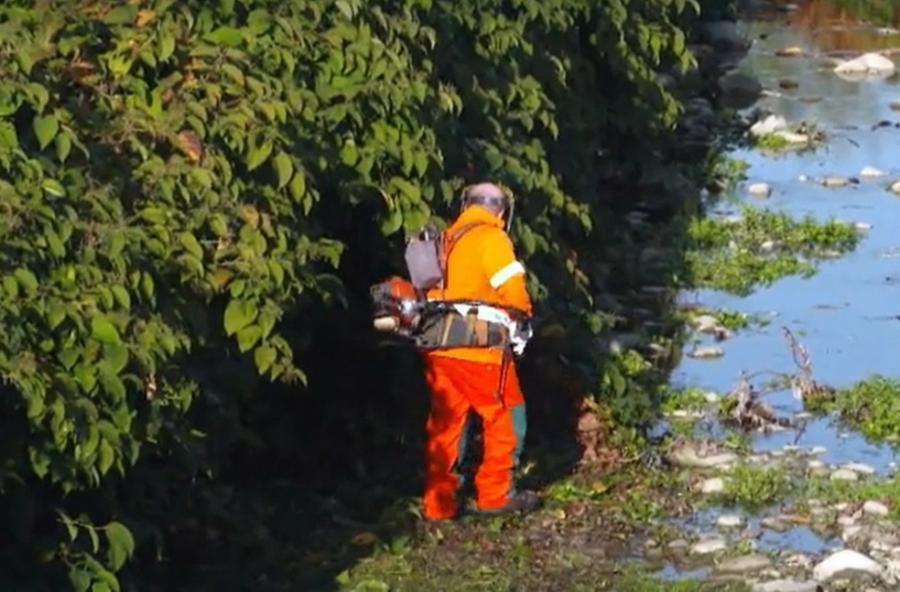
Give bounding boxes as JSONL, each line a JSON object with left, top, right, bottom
{"left": 422, "top": 354, "right": 526, "bottom": 520}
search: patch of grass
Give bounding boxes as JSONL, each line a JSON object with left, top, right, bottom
{"left": 680, "top": 306, "right": 772, "bottom": 331}
{"left": 717, "top": 464, "right": 791, "bottom": 509}
{"left": 805, "top": 375, "right": 900, "bottom": 444}
{"left": 707, "top": 155, "right": 749, "bottom": 193}
{"left": 800, "top": 474, "right": 900, "bottom": 516}
{"left": 606, "top": 568, "right": 751, "bottom": 591}
{"left": 751, "top": 122, "right": 825, "bottom": 155}
{"left": 684, "top": 206, "right": 861, "bottom": 294}
{"left": 660, "top": 387, "right": 710, "bottom": 414}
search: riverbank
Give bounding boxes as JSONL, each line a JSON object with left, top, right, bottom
{"left": 340, "top": 1, "right": 900, "bottom": 590}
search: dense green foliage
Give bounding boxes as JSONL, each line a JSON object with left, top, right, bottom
{"left": 805, "top": 375, "right": 900, "bottom": 444}
{"left": 0, "top": 0, "right": 728, "bottom": 588}
{"left": 684, "top": 207, "right": 861, "bottom": 295}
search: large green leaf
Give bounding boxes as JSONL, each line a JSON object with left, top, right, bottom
{"left": 90, "top": 317, "right": 120, "bottom": 345}
{"left": 33, "top": 114, "right": 58, "bottom": 149}
{"left": 224, "top": 300, "right": 258, "bottom": 336}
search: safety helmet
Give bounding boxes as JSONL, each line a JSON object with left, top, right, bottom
{"left": 460, "top": 182, "right": 515, "bottom": 232}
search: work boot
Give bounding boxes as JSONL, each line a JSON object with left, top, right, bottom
{"left": 477, "top": 490, "right": 540, "bottom": 516}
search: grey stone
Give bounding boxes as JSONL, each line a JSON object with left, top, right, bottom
{"left": 688, "top": 346, "right": 724, "bottom": 359}
{"left": 748, "top": 182, "right": 773, "bottom": 197}
{"left": 718, "top": 70, "right": 763, "bottom": 108}
{"left": 701, "top": 21, "right": 750, "bottom": 52}
{"left": 864, "top": 501, "right": 890, "bottom": 517}
{"left": 715, "top": 553, "right": 772, "bottom": 574}
{"left": 717, "top": 514, "right": 744, "bottom": 528}
{"left": 701, "top": 477, "right": 727, "bottom": 494}
{"left": 812, "top": 549, "right": 883, "bottom": 582}
{"left": 752, "top": 580, "right": 818, "bottom": 592}
{"left": 691, "top": 537, "right": 728, "bottom": 554}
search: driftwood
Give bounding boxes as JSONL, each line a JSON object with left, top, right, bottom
{"left": 723, "top": 327, "right": 833, "bottom": 431}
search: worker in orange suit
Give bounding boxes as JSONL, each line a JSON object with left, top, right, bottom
{"left": 421, "top": 182, "right": 537, "bottom": 521}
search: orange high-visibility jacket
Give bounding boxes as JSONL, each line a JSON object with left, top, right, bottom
{"left": 426, "top": 205, "right": 533, "bottom": 364}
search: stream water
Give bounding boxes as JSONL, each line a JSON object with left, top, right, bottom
{"left": 664, "top": 0, "right": 900, "bottom": 583}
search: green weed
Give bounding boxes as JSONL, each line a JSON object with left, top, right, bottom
{"left": 684, "top": 206, "right": 861, "bottom": 294}
{"left": 718, "top": 465, "right": 791, "bottom": 509}
{"left": 804, "top": 375, "right": 900, "bottom": 444}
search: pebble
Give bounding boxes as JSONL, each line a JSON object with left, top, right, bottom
{"left": 838, "top": 515, "right": 858, "bottom": 527}
{"left": 748, "top": 182, "right": 773, "bottom": 197}
{"left": 820, "top": 176, "right": 851, "bottom": 188}
{"left": 715, "top": 553, "right": 772, "bottom": 574}
{"left": 717, "top": 514, "right": 744, "bottom": 528}
{"left": 810, "top": 446, "right": 827, "bottom": 455}
{"left": 891, "top": 181, "right": 900, "bottom": 195}
{"left": 779, "top": 78, "right": 799, "bottom": 90}
{"left": 798, "top": 174, "right": 809, "bottom": 182}
{"left": 775, "top": 46, "right": 804, "bottom": 57}
{"left": 761, "top": 239, "right": 776, "bottom": 252}
{"left": 692, "top": 314, "right": 721, "bottom": 333}
{"left": 812, "top": 549, "right": 884, "bottom": 581}
{"left": 834, "top": 52, "right": 897, "bottom": 78}
{"left": 864, "top": 501, "right": 890, "bottom": 517}
{"left": 688, "top": 346, "right": 724, "bottom": 359}
{"left": 691, "top": 537, "right": 727, "bottom": 554}
{"left": 668, "top": 538, "right": 689, "bottom": 551}
{"left": 703, "top": 391, "right": 720, "bottom": 403}
{"left": 861, "top": 166, "right": 887, "bottom": 178}
{"left": 831, "top": 468, "right": 859, "bottom": 481}
{"left": 845, "top": 462, "right": 876, "bottom": 476}
{"left": 701, "top": 477, "right": 726, "bottom": 494}
{"left": 752, "top": 580, "right": 818, "bottom": 592}
{"left": 762, "top": 516, "right": 792, "bottom": 533}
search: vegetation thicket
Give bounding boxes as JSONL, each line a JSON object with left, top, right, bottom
{"left": 0, "top": 0, "right": 730, "bottom": 588}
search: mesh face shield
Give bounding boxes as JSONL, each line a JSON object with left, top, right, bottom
{"left": 461, "top": 187, "right": 515, "bottom": 232}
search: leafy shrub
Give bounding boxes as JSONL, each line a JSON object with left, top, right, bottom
{"left": 0, "top": 0, "right": 720, "bottom": 588}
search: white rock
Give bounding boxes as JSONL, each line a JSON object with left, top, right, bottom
{"left": 701, "top": 477, "right": 727, "bottom": 494}
{"left": 669, "top": 444, "right": 737, "bottom": 469}
{"left": 831, "top": 468, "right": 859, "bottom": 481}
{"left": 834, "top": 52, "right": 896, "bottom": 79}
{"left": 810, "top": 446, "right": 827, "bottom": 455}
{"left": 845, "top": 462, "right": 876, "bottom": 475}
{"left": 691, "top": 537, "right": 727, "bottom": 554}
{"left": 820, "top": 176, "right": 851, "bottom": 188}
{"left": 668, "top": 538, "right": 689, "bottom": 550}
{"left": 842, "top": 525, "right": 864, "bottom": 543}
{"left": 748, "top": 182, "right": 773, "bottom": 197}
{"left": 751, "top": 115, "right": 788, "bottom": 136}
{"left": 716, "top": 553, "right": 772, "bottom": 573}
{"left": 856, "top": 222, "right": 873, "bottom": 231}
{"left": 752, "top": 580, "right": 818, "bottom": 592}
{"left": 861, "top": 166, "right": 887, "bottom": 178}
{"left": 717, "top": 514, "right": 744, "bottom": 528}
{"left": 692, "top": 314, "right": 720, "bottom": 333}
{"left": 838, "top": 515, "right": 858, "bottom": 527}
{"left": 864, "top": 501, "right": 890, "bottom": 517}
{"left": 670, "top": 409, "right": 704, "bottom": 419}
{"left": 798, "top": 174, "right": 809, "bottom": 182}
{"left": 688, "top": 346, "right": 724, "bottom": 359}
{"left": 890, "top": 181, "right": 900, "bottom": 195}
{"left": 703, "top": 391, "right": 720, "bottom": 403}
{"left": 761, "top": 240, "right": 776, "bottom": 252}
{"left": 812, "top": 549, "right": 883, "bottom": 582}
